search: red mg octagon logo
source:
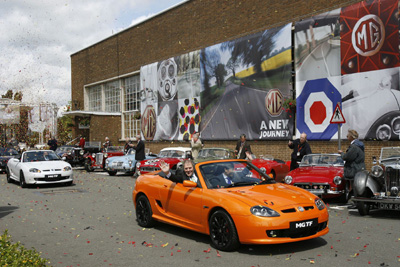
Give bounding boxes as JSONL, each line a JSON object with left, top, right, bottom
{"left": 265, "top": 89, "right": 283, "bottom": 117}
{"left": 351, "top": 14, "right": 385, "bottom": 57}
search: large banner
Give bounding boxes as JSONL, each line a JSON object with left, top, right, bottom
{"left": 295, "top": 0, "right": 400, "bottom": 140}
{"left": 140, "top": 51, "right": 201, "bottom": 141}
{"left": 199, "top": 23, "right": 294, "bottom": 140}
{"left": 0, "top": 102, "right": 20, "bottom": 124}
{"left": 28, "top": 104, "right": 57, "bottom": 135}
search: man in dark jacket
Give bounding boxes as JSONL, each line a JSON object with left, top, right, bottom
{"left": 288, "top": 132, "right": 312, "bottom": 170}
{"left": 158, "top": 159, "right": 199, "bottom": 185}
{"left": 47, "top": 137, "right": 58, "bottom": 151}
{"left": 131, "top": 135, "right": 145, "bottom": 161}
{"left": 339, "top": 129, "right": 365, "bottom": 206}
{"left": 234, "top": 134, "right": 252, "bottom": 159}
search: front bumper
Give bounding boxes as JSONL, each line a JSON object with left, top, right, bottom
{"left": 352, "top": 196, "right": 400, "bottom": 210}
{"left": 26, "top": 172, "right": 74, "bottom": 184}
{"left": 231, "top": 208, "right": 329, "bottom": 244}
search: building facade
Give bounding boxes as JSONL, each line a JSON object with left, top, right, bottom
{"left": 69, "top": 0, "right": 397, "bottom": 168}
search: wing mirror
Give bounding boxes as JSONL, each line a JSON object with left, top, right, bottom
{"left": 183, "top": 180, "right": 197, "bottom": 187}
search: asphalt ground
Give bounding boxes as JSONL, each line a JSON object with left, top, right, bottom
{"left": 1, "top": 169, "right": 400, "bottom": 267}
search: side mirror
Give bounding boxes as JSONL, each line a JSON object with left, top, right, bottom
{"left": 183, "top": 180, "right": 197, "bottom": 187}
{"left": 372, "top": 156, "right": 377, "bottom": 164}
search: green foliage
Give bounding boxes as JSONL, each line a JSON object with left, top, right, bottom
{"left": 0, "top": 230, "right": 49, "bottom": 266}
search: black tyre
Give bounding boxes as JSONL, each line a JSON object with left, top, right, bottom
{"left": 357, "top": 201, "right": 370, "bottom": 216}
{"left": 209, "top": 210, "right": 240, "bottom": 251}
{"left": 65, "top": 181, "right": 73, "bottom": 186}
{"left": 85, "top": 159, "right": 94, "bottom": 172}
{"left": 107, "top": 171, "right": 117, "bottom": 176}
{"left": 136, "top": 195, "right": 155, "bottom": 227}
{"left": 20, "top": 172, "right": 27, "bottom": 188}
{"left": 6, "top": 167, "right": 12, "bottom": 183}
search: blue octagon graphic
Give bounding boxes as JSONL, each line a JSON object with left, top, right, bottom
{"left": 297, "top": 78, "right": 342, "bottom": 140}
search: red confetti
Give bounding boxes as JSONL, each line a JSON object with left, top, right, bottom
{"left": 171, "top": 252, "right": 173, "bottom": 256}
{"left": 204, "top": 248, "right": 211, "bottom": 253}
{"left": 89, "top": 253, "right": 93, "bottom": 255}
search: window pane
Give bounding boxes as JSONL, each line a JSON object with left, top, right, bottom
{"left": 88, "top": 85, "right": 102, "bottom": 111}
{"left": 123, "top": 76, "right": 140, "bottom": 111}
{"left": 123, "top": 111, "right": 140, "bottom": 139}
{"left": 105, "top": 81, "right": 120, "bottom": 112}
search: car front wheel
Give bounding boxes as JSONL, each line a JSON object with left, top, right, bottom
{"left": 107, "top": 171, "right": 117, "bottom": 176}
{"left": 6, "top": 167, "right": 12, "bottom": 183}
{"left": 209, "top": 210, "right": 240, "bottom": 251}
{"left": 357, "top": 201, "right": 370, "bottom": 216}
{"left": 20, "top": 171, "right": 27, "bottom": 188}
{"left": 85, "top": 159, "right": 94, "bottom": 172}
{"left": 136, "top": 195, "right": 155, "bottom": 227}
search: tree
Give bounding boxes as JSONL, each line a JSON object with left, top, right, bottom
{"left": 226, "top": 56, "right": 240, "bottom": 78}
{"left": 2, "top": 90, "right": 13, "bottom": 99}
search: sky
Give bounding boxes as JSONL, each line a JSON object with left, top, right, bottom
{"left": 0, "top": 0, "right": 186, "bottom": 107}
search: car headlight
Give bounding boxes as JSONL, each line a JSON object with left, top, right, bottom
{"left": 284, "top": 176, "right": 292, "bottom": 184}
{"left": 29, "top": 168, "right": 41, "bottom": 173}
{"left": 92, "top": 153, "right": 96, "bottom": 158}
{"left": 104, "top": 153, "right": 108, "bottom": 158}
{"left": 63, "top": 166, "right": 72, "bottom": 171}
{"left": 136, "top": 162, "right": 141, "bottom": 168}
{"left": 371, "top": 165, "right": 383, "bottom": 178}
{"left": 128, "top": 160, "right": 133, "bottom": 166}
{"left": 80, "top": 150, "right": 84, "bottom": 155}
{"left": 105, "top": 159, "right": 109, "bottom": 165}
{"left": 315, "top": 198, "right": 326, "bottom": 210}
{"left": 260, "top": 167, "right": 266, "bottom": 173}
{"left": 250, "top": 205, "right": 280, "bottom": 217}
{"left": 333, "top": 176, "right": 342, "bottom": 185}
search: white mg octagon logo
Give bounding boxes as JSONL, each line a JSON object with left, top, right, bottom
{"left": 351, "top": 14, "right": 385, "bottom": 57}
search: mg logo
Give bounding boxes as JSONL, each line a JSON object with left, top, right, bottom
{"left": 265, "top": 89, "right": 283, "bottom": 117}
{"left": 351, "top": 14, "right": 385, "bottom": 57}
{"left": 141, "top": 105, "right": 157, "bottom": 140}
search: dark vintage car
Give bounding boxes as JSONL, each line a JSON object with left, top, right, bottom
{"left": 284, "top": 154, "right": 346, "bottom": 202}
{"left": 0, "top": 147, "right": 20, "bottom": 173}
{"left": 55, "top": 145, "right": 86, "bottom": 167}
{"left": 84, "top": 142, "right": 125, "bottom": 172}
{"left": 352, "top": 147, "right": 400, "bottom": 215}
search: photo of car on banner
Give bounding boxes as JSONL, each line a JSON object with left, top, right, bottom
{"left": 6, "top": 150, "right": 73, "bottom": 188}
{"left": 294, "top": 0, "right": 400, "bottom": 141}
{"left": 133, "top": 159, "right": 329, "bottom": 251}
{"left": 137, "top": 147, "right": 192, "bottom": 176}
{"left": 352, "top": 147, "right": 400, "bottom": 216}
{"left": 284, "top": 154, "right": 346, "bottom": 202}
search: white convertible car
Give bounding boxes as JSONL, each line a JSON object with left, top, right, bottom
{"left": 6, "top": 150, "right": 73, "bottom": 188}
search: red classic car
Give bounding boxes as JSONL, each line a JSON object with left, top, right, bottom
{"left": 250, "top": 155, "right": 290, "bottom": 182}
{"left": 284, "top": 154, "right": 346, "bottom": 202}
{"left": 84, "top": 143, "right": 125, "bottom": 172}
{"left": 137, "top": 147, "right": 192, "bottom": 175}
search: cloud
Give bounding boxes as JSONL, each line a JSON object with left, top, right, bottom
{"left": 0, "top": 0, "right": 183, "bottom": 106}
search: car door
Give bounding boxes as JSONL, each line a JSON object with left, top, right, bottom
{"left": 158, "top": 177, "right": 204, "bottom": 231}
{"left": 8, "top": 157, "right": 21, "bottom": 179}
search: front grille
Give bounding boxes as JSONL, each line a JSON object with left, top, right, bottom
{"left": 112, "top": 161, "right": 123, "bottom": 167}
{"left": 140, "top": 167, "right": 160, "bottom": 172}
{"left": 266, "top": 221, "right": 328, "bottom": 238}
{"left": 34, "top": 176, "right": 69, "bottom": 182}
{"left": 294, "top": 183, "right": 330, "bottom": 190}
{"left": 95, "top": 153, "right": 104, "bottom": 165}
{"left": 385, "top": 167, "right": 400, "bottom": 196}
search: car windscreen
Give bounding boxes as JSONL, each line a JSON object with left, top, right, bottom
{"left": 0, "top": 148, "right": 19, "bottom": 156}
{"left": 200, "top": 161, "right": 275, "bottom": 189}
{"left": 23, "top": 151, "right": 61, "bottom": 162}
{"left": 300, "top": 154, "right": 344, "bottom": 166}
{"left": 159, "top": 150, "right": 184, "bottom": 158}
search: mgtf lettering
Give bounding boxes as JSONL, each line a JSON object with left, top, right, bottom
{"left": 295, "top": 221, "right": 313, "bottom": 228}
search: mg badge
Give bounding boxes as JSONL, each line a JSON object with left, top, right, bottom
{"left": 265, "top": 89, "right": 283, "bottom": 117}
{"left": 297, "top": 206, "right": 305, "bottom": 212}
{"left": 351, "top": 14, "right": 385, "bottom": 57}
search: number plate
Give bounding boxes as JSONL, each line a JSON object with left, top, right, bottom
{"left": 46, "top": 174, "right": 60, "bottom": 178}
{"left": 290, "top": 218, "right": 318, "bottom": 231}
{"left": 379, "top": 203, "right": 400, "bottom": 210}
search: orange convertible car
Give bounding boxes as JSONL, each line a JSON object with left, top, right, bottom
{"left": 133, "top": 159, "right": 329, "bottom": 251}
